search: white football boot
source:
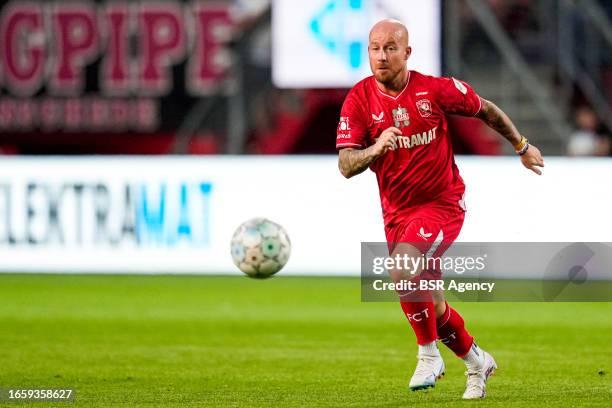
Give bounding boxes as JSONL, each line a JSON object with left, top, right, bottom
{"left": 408, "top": 351, "right": 445, "bottom": 391}
{"left": 462, "top": 349, "right": 497, "bottom": 399}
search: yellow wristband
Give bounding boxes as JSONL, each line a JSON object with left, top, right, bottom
{"left": 513, "top": 136, "right": 527, "bottom": 152}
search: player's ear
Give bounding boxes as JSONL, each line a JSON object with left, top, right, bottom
{"left": 405, "top": 46, "right": 412, "bottom": 61}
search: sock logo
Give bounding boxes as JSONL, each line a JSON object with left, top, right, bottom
{"left": 406, "top": 307, "right": 430, "bottom": 322}
{"left": 440, "top": 332, "right": 457, "bottom": 344}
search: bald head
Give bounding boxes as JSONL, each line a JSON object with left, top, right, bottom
{"left": 369, "top": 19, "right": 409, "bottom": 47}
{"left": 368, "top": 19, "right": 411, "bottom": 90}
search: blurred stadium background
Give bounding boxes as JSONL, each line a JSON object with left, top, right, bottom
{"left": 0, "top": 0, "right": 611, "bottom": 156}
{"left": 0, "top": 0, "right": 611, "bottom": 406}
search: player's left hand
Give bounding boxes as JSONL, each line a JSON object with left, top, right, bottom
{"left": 520, "top": 144, "right": 544, "bottom": 175}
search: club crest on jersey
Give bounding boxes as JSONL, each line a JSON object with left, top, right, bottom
{"left": 392, "top": 106, "right": 410, "bottom": 128}
{"left": 416, "top": 99, "right": 433, "bottom": 118}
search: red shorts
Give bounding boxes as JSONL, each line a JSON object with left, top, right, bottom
{"left": 385, "top": 202, "right": 465, "bottom": 259}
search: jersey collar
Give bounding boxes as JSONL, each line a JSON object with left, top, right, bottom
{"left": 376, "top": 71, "right": 411, "bottom": 100}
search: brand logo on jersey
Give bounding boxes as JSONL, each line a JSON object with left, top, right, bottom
{"left": 452, "top": 78, "right": 467, "bottom": 95}
{"left": 416, "top": 99, "right": 433, "bottom": 117}
{"left": 337, "top": 116, "right": 351, "bottom": 139}
{"left": 392, "top": 106, "right": 410, "bottom": 128}
{"left": 372, "top": 111, "right": 384, "bottom": 123}
{"left": 417, "top": 227, "right": 433, "bottom": 240}
{"left": 338, "top": 116, "right": 350, "bottom": 131}
{"left": 416, "top": 91, "right": 429, "bottom": 96}
{"left": 394, "top": 126, "right": 438, "bottom": 150}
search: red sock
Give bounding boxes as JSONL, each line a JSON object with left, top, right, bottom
{"left": 400, "top": 276, "right": 438, "bottom": 346}
{"left": 397, "top": 270, "right": 439, "bottom": 345}
{"left": 399, "top": 293, "right": 437, "bottom": 345}
{"left": 436, "top": 301, "right": 474, "bottom": 357}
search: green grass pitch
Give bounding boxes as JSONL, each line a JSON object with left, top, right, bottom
{"left": 0, "top": 274, "right": 610, "bottom": 407}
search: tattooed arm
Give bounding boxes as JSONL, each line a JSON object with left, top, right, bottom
{"left": 476, "top": 98, "right": 545, "bottom": 175}
{"left": 338, "top": 127, "right": 402, "bottom": 178}
{"left": 476, "top": 98, "right": 522, "bottom": 145}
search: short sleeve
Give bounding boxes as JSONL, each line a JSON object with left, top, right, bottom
{"left": 336, "top": 91, "right": 368, "bottom": 149}
{"left": 435, "top": 77, "right": 482, "bottom": 117}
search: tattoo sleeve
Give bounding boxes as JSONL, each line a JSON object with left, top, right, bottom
{"left": 476, "top": 98, "right": 522, "bottom": 146}
{"left": 338, "top": 147, "right": 379, "bottom": 178}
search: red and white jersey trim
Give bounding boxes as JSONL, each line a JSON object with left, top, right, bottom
{"left": 472, "top": 96, "right": 483, "bottom": 117}
{"left": 376, "top": 71, "right": 411, "bottom": 101}
{"left": 336, "top": 142, "right": 365, "bottom": 148}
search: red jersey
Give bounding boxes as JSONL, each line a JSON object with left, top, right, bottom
{"left": 336, "top": 70, "right": 482, "bottom": 227}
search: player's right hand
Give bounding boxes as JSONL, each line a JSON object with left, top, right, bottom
{"left": 373, "top": 127, "right": 402, "bottom": 157}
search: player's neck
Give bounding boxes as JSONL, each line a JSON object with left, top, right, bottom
{"left": 376, "top": 70, "right": 409, "bottom": 96}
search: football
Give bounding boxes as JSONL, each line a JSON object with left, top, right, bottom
{"left": 230, "top": 218, "right": 291, "bottom": 279}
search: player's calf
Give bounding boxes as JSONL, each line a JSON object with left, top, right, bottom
{"left": 436, "top": 301, "right": 474, "bottom": 357}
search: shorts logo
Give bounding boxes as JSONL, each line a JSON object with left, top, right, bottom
{"left": 417, "top": 227, "right": 432, "bottom": 240}
{"left": 458, "top": 193, "right": 467, "bottom": 212}
{"left": 416, "top": 99, "right": 433, "bottom": 117}
{"left": 392, "top": 105, "right": 410, "bottom": 128}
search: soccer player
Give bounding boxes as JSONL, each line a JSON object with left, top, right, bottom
{"left": 336, "top": 19, "right": 544, "bottom": 399}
